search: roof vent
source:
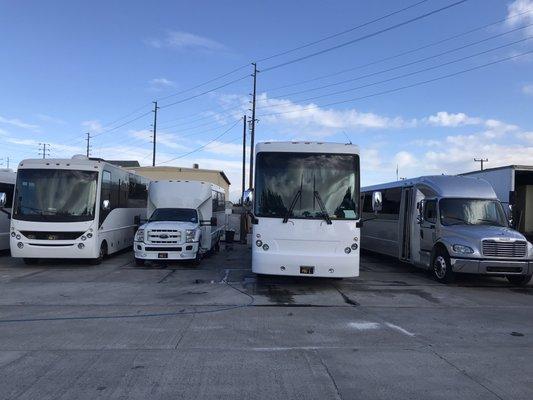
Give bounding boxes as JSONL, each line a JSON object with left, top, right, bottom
{"left": 71, "top": 154, "right": 88, "bottom": 160}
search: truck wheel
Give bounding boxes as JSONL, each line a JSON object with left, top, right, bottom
{"left": 193, "top": 251, "right": 201, "bottom": 265}
{"left": 506, "top": 275, "right": 532, "bottom": 286}
{"left": 23, "top": 258, "right": 39, "bottom": 265}
{"left": 91, "top": 242, "right": 108, "bottom": 265}
{"left": 134, "top": 258, "right": 145, "bottom": 267}
{"left": 431, "top": 248, "right": 455, "bottom": 284}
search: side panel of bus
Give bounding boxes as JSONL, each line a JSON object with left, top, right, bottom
{"left": 0, "top": 181, "right": 14, "bottom": 251}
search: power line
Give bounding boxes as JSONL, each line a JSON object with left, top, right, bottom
{"left": 91, "top": 111, "right": 152, "bottom": 139}
{"left": 38, "top": 143, "right": 51, "bottom": 159}
{"left": 264, "top": 9, "right": 533, "bottom": 92}
{"left": 260, "top": 0, "right": 469, "bottom": 72}
{"left": 257, "top": 36, "right": 532, "bottom": 109}
{"left": 257, "top": 49, "right": 533, "bottom": 118}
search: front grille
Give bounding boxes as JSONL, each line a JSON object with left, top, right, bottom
{"left": 482, "top": 240, "right": 527, "bottom": 258}
{"left": 147, "top": 229, "right": 181, "bottom": 244}
{"left": 21, "top": 231, "right": 84, "bottom": 240}
{"left": 145, "top": 246, "right": 183, "bottom": 252}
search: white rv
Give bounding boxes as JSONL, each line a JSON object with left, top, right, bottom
{"left": 0, "top": 169, "right": 16, "bottom": 251}
{"left": 133, "top": 180, "right": 226, "bottom": 265}
{"left": 361, "top": 175, "right": 533, "bottom": 285}
{"left": 461, "top": 165, "right": 533, "bottom": 244}
{"left": 247, "top": 141, "right": 361, "bottom": 278}
{"left": 6, "top": 156, "right": 149, "bottom": 264}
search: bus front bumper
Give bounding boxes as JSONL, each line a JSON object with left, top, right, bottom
{"left": 10, "top": 238, "right": 96, "bottom": 259}
{"left": 134, "top": 242, "right": 199, "bottom": 260}
{"left": 451, "top": 258, "right": 532, "bottom": 275}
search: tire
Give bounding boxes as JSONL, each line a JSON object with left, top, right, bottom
{"left": 214, "top": 240, "right": 220, "bottom": 252}
{"left": 134, "top": 258, "right": 145, "bottom": 266}
{"left": 23, "top": 258, "right": 39, "bottom": 265}
{"left": 431, "top": 248, "right": 456, "bottom": 284}
{"left": 506, "top": 274, "right": 532, "bottom": 286}
{"left": 193, "top": 251, "right": 201, "bottom": 265}
{"left": 91, "top": 241, "right": 108, "bottom": 265}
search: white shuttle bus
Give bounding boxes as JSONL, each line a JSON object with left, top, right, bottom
{"left": 361, "top": 176, "right": 533, "bottom": 285}
{"left": 0, "top": 169, "right": 16, "bottom": 251}
{"left": 6, "top": 156, "right": 148, "bottom": 264}
{"left": 134, "top": 180, "right": 226, "bottom": 264}
{"left": 249, "top": 141, "right": 361, "bottom": 278}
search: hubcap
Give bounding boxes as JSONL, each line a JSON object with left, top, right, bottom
{"left": 434, "top": 256, "right": 447, "bottom": 279}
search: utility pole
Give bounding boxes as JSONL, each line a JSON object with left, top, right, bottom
{"left": 474, "top": 158, "right": 488, "bottom": 171}
{"left": 241, "top": 115, "right": 247, "bottom": 202}
{"left": 0, "top": 157, "right": 9, "bottom": 169}
{"left": 85, "top": 132, "right": 91, "bottom": 157}
{"left": 39, "top": 143, "right": 50, "bottom": 159}
{"left": 248, "top": 63, "right": 258, "bottom": 189}
{"left": 152, "top": 101, "right": 159, "bottom": 167}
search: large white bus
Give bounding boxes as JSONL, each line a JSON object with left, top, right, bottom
{"left": 0, "top": 169, "right": 16, "bottom": 251}
{"left": 6, "top": 156, "right": 149, "bottom": 264}
{"left": 248, "top": 141, "right": 361, "bottom": 278}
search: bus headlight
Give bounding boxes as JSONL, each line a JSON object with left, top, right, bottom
{"left": 135, "top": 229, "right": 145, "bottom": 242}
{"left": 256, "top": 240, "right": 263, "bottom": 247}
{"left": 78, "top": 243, "right": 85, "bottom": 249}
{"left": 86, "top": 233, "right": 93, "bottom": 238}
{"left": 344, "top": 247, "right": 351, "bottom": 254}
{"left": 80, "top": 235, "right": 87, "bottom": 241}
{"left": 11, "top": 232, "right": 16, "bottom": 238}
{"left": 186, "top": 229, "right": 198, "bottom": 243}
{"left": 452, "top": 244, "right": 474, "bottom": 254}
{"left": 351, "top": 243, "right": 358, "bottom": 250}
{"left": 17, "top": 242, "right": 24, "bottom": 248}
{"left": 16, "top": 234, "right": 21, "bottom": 240}
{"left": 262, "top": 244, "right": 269, "bottom": 251}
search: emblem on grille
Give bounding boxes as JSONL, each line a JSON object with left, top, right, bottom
{"left": 48, "top": 234, "right": 57, "bottom": 240}
{"left": 159, "top": 234, "right": 169, "bottom": 239}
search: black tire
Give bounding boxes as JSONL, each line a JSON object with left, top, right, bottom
{"left": 23, "top": 258, "right": 39, "bottom": 265}
{"left": 506, "top": 274, "right": 532, "bottom": 286}
{"left": 134, "top": 258, "right": 145, "bottom": 266}
{"left": 214, "top": 240, "right": 220, "bottom": 252}
{"left": 431, "top": 248, "right": 456, "bottom": 284}
{"left": 193, "top": 251, "right": 201, "bottom": 265}
{"left": 91, "top": 241, "right": 108, "bottom": 265}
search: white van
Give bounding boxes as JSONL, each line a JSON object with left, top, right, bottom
{"left": 133, "top": 180, "right": 226, "bottom": 265}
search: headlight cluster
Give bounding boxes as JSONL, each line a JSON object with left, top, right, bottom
{"left": 345, "top": 237, "right": 358, "bottom": 254}
{"left": 186, "top": 229, "right": 198, "bottom": 243}
{"left": 255, "top": 240, "right": 269, "bottom": 251}
{"left": 135, "top": 228, "right": 145, "bottom": 242}
{"left": 452, "top": 244, "right": 474, "bottom": 254}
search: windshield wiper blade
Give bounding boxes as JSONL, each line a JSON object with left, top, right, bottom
{"left": 313, "top": 191, "right": 332, "bottom": 225}
{"left": 282, "top": 190, "right": 302, "bottom": 223}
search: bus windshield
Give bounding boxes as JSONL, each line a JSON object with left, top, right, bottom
{"left": 255, "top": 152, "right": 359, "bottom": 220}
{"left": 440, "top": 198, "right": 508, "bottom": 227}
{"left": 149, "top": 208, "right": 198, "bottom": 223}
{"left": 13, "top": 169, "right": 98, "bottom": 222}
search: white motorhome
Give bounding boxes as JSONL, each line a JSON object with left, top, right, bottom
{"left": 248, "top": 141, "right": 361, "bottom": 278}
{"left": 361, "top": 175, "right": 533, "bottom": 285}
{"left": 461, "top": 165, "right": 533, "bottom": 243}
{"left": 0, "top": 169, "right": 16, "bottom": 251}
{"left": 6, "top": 156, "right": 148, "bottom": 264}
{"left": 134, "top": 180, "right": 226, "bottom": 265}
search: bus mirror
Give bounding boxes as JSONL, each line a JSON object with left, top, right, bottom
{"left": 372, "top": 191, "right": 382, "bottom": 213}
{"left": 0, "top": 192, "right": 6, "bottom": 208}
{"left": 102, "top": 199, "right": 111, "bottom": 211}
{"left": 243, "top": 189, "right": 253, "bottom": 206}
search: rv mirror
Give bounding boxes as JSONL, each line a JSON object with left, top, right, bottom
{"left": 210, "top": 217, "right": 218, "bottom": 226}
{"left": 243, "top": 189, "right": 254, "bottom": 206}
{"left": 102, "top": 199, "right": 111, "bottom": 211}
{"left": 372, "top": 191, "right": 382, "bottom": 213}
{"left": 0, "top": 192, "right": 6, "bottom": 208}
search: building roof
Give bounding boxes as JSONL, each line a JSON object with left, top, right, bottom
{"left": 107, "top": 160, "right": 141, "bottom": 168}
{"left": 131, "top": 165, "right": 231, "bottom": 185}
{"left": 461, "top": 165, "right": 533, "bottom": 175}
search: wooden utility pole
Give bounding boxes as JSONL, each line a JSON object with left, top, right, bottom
{"left": 474, "top": 158, "right": 488, "bottom": 171}
{"left": 241, "top": 115, "right": 247, "bottom": 202}
{"left": 152, "top": 101, "right": 159, "bottom": 166}
{"left": 39, "top": 143, "right": 50, "bottom": 159}
{"left": 248, "top": 63, "right": 257, "bottom": 189}
{"left": 85, "top": 132, "right": 91, "bottom": 157}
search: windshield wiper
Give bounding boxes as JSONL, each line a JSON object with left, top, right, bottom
{"left": 443, "top": 216, "right": 470, "bottom": 225}
{"left": 282, "top": 189, "right": 302, "bottom": 223}
{"left": 313, "top": 191, "right": 332, "bottom": 225}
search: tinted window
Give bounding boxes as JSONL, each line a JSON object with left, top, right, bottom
{"left": 361, "top": 193, "right": 373, "bottom": 213}
{"left": 149, "top": 208, "right": 197, "bottom": 223}
{"left": 0, "top": 182, "right": 14, "bottom": 208}
{"left": 381, "top": 188, "right": 401, "bottom": 219}
{"left": 424, "top": 200, "right": 437, "bottom": 224}
{"left": 439, "top": 198, "right": 507, "bottom": 227}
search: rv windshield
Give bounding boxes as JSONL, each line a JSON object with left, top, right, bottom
{"left": 440, "top": 198, "right": 507, "bottom": 227}
{"left": 149, "top": 208, "right": 198, "bottom": 223}
{"left": 13, "top": 169, "right": 98, "bottom": 222}
{"left": 255, "top": 152, "right": 359, "bottom": 220}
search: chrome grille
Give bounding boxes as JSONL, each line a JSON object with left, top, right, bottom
{"left": 147, "top": 229, "right": 181, "bottom": 244}
{"left": 482, "top": 240, "right": 527, "bottom": 258}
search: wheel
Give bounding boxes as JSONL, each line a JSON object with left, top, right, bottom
{"left": 91, "top": 241, "right": 108, "bottom": 265}
{"left": 431, "top": 248, "right": 456, "bottom": 284}
{"left": 506, "top": 275, "right": 532, "bottom": 286}
{"left": 23, "top": 258, "right": 39, "bottom": 265}
{"left": 214, "top": 240, "right": 220, "bottom": 252}
{"left": 193, "top": 251, "right": 201, "bottom": 265}
{"left": 134, "top": 258, "right": 145, "bottom": 266}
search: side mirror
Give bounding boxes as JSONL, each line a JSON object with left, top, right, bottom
{"left": 102, "top": 199, "right": 111, "bottom": 211}
{"left": 0, "top": 192, "right": 6, "bottom": 208}
{"left": 417, "top": 200, "right": 424, "bottom": 224}
{"left": 210, "top": 217, "right": 217, "bottom": 227}
{"left": 243, "top": 189, "right": 254, "bottom": 206}
{"left": 372, "top": 191, "right": 382, "bottom": 213}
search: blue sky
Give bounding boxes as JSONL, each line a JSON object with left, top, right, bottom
{"left": 1, "top": 0, "right": 532, "bottom": 199}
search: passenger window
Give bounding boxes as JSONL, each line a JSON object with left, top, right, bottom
{"left": 424, "top": 200, "right": 437, "bottom": 224}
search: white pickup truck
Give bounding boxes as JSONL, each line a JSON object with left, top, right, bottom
{"left": 133, "top": 180, "right": 226, "bottom": 265}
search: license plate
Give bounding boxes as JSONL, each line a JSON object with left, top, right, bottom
{"left": 158, "top": 253, "right": 168, "bottom": 259}
{"left": 300, "top": 266, "right": 314, "bottom": 275}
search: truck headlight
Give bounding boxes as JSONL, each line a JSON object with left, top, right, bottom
{"left": 186, "top": 229, "right": 198, "bottom": 243}
{"left": 452, "top": 244, "right": 474, "bottom": 254}
{"left": 135, "top": 229, "right": 145, "bottom": 242}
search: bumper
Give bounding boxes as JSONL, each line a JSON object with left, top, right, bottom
{"left": 451, "top": 258, "right": 532, "bottom": 275}
{"left": 10, "top": 239, "right": 96, "bottom": 259}
{"left": 134, "top": 241, "right": 199, "bottom": 260}
{"left": 252, "top": 250, "right": 359, "bottom": 278}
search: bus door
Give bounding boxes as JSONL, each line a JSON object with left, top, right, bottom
{"left": 399, "top": 187, "right": 413, "bottom": 261}
{"left": 419, "top": 199, "right": 437, "bottom": 264}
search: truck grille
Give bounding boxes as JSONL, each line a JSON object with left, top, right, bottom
{"left": 482, "top": 240, "right": 527, "bottom": 258}
{"left": 20, "top": 231, "right": 84, "bottom": 240}
{"left": 147, "top": 229, "right": 181, "bottom": 244}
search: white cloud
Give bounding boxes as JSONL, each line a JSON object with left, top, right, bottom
{"left": 82, "top": 120, "right": 104, "bottom": 133}
{"left": 36, "top": 114, "right": 66, "bottom": 125}
{"left": 425, "top": 111, "right": 482, "bottom": 127}
{"left": 145, "top": 31, "right": 226, "bottom": 52}
{"left": 522, "top": 84, "right": 533, "bottom": 95}
{"left": 394, "top": 151, "right": 417, "bottom": 169}
{"left": 149, "top": 78, "right": 176, "bottom": 90}
{"left": 6, "top": 137, "right": 82, "bottom": 154}
{"left": 0, "top": 115, "right": 39, "bottom": 131}
{"left": 507, "top": 0, "right": 533, "bottom": 36}
{"left": 129, "top": 129, "right": 189, "bottom": 151}
{"left": 203, "top": 140, "right": 248, "bottom": 157}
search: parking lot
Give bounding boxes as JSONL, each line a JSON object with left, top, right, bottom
{"left": 0, "top": 244, "right": 531, "bottom": 400}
